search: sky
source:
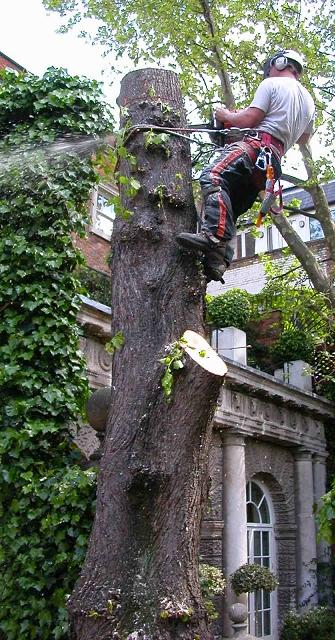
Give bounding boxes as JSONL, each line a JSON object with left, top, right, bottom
{"left": 0, "top": 0, "right": 121, "bottom": 106}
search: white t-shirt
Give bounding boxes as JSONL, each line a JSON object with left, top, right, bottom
{"left": 249, "top": 77, "right": 315, "bottom": 153}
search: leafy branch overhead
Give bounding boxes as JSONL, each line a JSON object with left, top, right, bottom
{"left": 44, "top": 0, "right": 335, "bottom": 302}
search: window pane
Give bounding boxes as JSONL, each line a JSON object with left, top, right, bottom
{"left": 262, "top": 531, "right": 269, "bottom": 556}
{"left": 309, "top": 218, "right": 324, "bottom": 240}
{"left": 97, "top": 193, "right": 115, "bottom": 220}
{"left": 267, "top": 226, "right": 273, "bottom": 251}
{"left": 236, "top": 234, "right": 242, "bottom": 259}
{"left": 264, "top": 609, "right": 271, "bottom": 635}
{"left": 251, "top": 482, "right": 263, "bottom": 507}
{"left": 255, "top": 590, "right": 262, "bottom": 612}
{"left": 245, "top": 232, "right": 256, "bottom": 257}
{"left": 254, "top": 531, "right": 261, "bottom": 556}
{"left": 263, "top": 557, "right": 270, "bottom": 568}
{"left": 263, "top": 590, "right": 270, "bottom": 609}
{"left": 95, "top": 213, "right": 114, "bottom": 237}
{"left": 247, "top": 502, "right": 260, "bottom": 523}
{"left": 256, "top": 610, "right": 263, "bottom": 637}
{"left": 260, "top": 498, "right": 270, "bottom": 524}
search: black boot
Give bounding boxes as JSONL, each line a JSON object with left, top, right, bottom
{"left": 176, "top": 231, "right": 226, "bottom": 254}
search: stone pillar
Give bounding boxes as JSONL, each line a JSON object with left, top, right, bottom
{"left": 212, "top": 327, "right": 247, "bottom": 365}
{"left": 283, "top": 360, "right": 312, "bottom": 392}
{"left": 294, "top": 449, "right": 318, "bottom": 608}
{"left": 222, "top": 432, "right": 248, "bottom": 637}
{"left": 313, "top": 453, "right": 332, "bottom": 605}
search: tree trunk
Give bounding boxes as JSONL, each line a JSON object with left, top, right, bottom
{"left": 68, "top": 68, "right": 223, "bottom": 640}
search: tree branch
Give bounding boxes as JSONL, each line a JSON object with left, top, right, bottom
{"left": 197, "top": 0, "right": 235, "bottom": 108}
{"left": 271, "top": 211, "right": 334, "bottom": 303}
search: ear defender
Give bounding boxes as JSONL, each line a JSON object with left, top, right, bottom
{"left": 272, "top": 55, "right": 288, "bottom": 71}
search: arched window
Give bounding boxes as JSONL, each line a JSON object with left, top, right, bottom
{"left": 246, "top": 480, "right": 277, "bottom": 639}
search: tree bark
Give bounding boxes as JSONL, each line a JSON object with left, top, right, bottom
{"left": 68, "top": 69, "right": 223, "bottom": 640}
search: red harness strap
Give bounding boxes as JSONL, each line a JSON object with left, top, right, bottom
{"left": 258, "top": 131, "right": 284, "bottom": 157}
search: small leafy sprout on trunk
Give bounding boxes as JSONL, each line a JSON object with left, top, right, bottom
{"left": 105, "top": 331, "right": 125, "bottom": 355}
{"left": 144, "top": 130, "right": 171, "bottom": 157}
{"left": 159, "top": 337, "right": 187, "bottom": 400}
{"left": 159, "top": 598, "right": 194, "bottom": 623}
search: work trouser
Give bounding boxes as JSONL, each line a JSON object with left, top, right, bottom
{"left": 200, "top": 137, "right": 281, "bottom": 266}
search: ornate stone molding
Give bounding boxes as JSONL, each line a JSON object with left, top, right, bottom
{"left": 215, "top": 360, "right": 332, "bottom": 453}
{"left": 220, "top": 358, "right": 334, "bottom": 419}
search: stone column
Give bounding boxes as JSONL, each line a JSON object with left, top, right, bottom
{"left": 294, "top": 449, "right": 318, "bottom": 608}
{"left": 222, "top": 432, "right": 248, "bottom": 637}
{"left": 313, "top": 453, "right": 332, "bottom": 605}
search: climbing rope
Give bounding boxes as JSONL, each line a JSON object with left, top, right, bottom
{"left": 123, "top": 123, "right": 259, "bottom": 148}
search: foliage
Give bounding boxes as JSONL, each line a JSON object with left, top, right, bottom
{"left": 230, "top": 563, "right": 278, "bottom": 596}
{"left": 105, "top": 330, "right": 125, "bottom": 354}
{"left": 315, "top": 477, "right": 335, "bottom": 544}
{"left": 44, "top": 0, "right": 335, "bottom": 304}
{"left": 248, "top": 257, "right": 332, "bottom": 371}
{"left": 0, "top": 67, "right": 113, "bottom": 639}
{"left": 280, "top": 607, "right": 335, "bottom": 640}
{"left": 313, "top": 342, "right": 335, "bottom": 401}
{"left": 43, "top": 0, "right": 334, "bottom": 121}
{"left": 199, "top": 563, "right": 225, "bottom": 621}
{"left": 270, "top": 327, "right": 315, "bottom": 365}
{"left": 159, "top": 338, "right": 187, "bottom": 400}
{"left": 206, "top": 288, "right": 252, "bottom": 331}
{"left": 252, "top": 257, "right": 331, "bottom": 340}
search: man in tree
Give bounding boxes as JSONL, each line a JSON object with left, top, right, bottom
{"left": 177, "top": 49, "right": 315, "bottom": 283}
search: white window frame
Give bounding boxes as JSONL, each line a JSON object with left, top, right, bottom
{"left": 246, "top": 480, "right": 278, "bottom": 640}
{"left": 90, "top": 184, "right": 117, "bottom": 240}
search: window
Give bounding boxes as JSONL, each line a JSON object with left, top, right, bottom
{"left": 246, "top": 481, "right": 276, "bottom": 639}
{"left": 245, "top": 232, "right": 256, "bottom": 257}
{"left": 233, "top": 230, "right": 256, "bottom": 260}
{"left": 309, "top": 208, "right": 335, "bottom": 241}
{"left": 91, "top": 186, "right": 116, "bottom": 239}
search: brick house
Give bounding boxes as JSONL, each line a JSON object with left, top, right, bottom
{"left": 0, "top": 50, "right": 26, "bottom": 73}
{"left": 207, "top": 180, "right": 335, "bottom": 296}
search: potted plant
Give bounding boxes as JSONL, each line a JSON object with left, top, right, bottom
{"left": 230, "top": 563, "right": 278, "bottom": 596}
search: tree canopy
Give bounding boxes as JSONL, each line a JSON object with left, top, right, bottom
{"left": 44, "top": 0, "right": 335, "bottom": 302}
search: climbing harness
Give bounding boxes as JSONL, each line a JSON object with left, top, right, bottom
{"left": 121, "top": 123, "right": 285, "bottom": 225}
{"left": 255, "top": 146, "right": 283, "bottom": 227}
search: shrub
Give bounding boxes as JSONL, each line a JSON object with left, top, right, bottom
{"left": 280, "top": 607, "right": 335, "bottom": 640}
{"left": 230, "top": 563, "right": 278, "bottom": 595}
{"left": 0, "top": 67, "right": 113, "bottom": 640}
{"left": 199, "top": 563, "right": 226, "bottom": 621}
{"left": 206, "top": 288, "right": 252, "bottom": 331}
{"left": 271, "top": 327, "right": 315, "bottom": 365}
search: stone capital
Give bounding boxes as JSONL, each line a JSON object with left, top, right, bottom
{"left": 294, "top": 448, "right": 313, "bottom": 462}
{"left": 221, "top": 430, "right": 246, "bottom": 448}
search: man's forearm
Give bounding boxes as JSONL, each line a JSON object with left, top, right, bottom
{"left": 215, "top": 106, "right": 265, "bottom": 129}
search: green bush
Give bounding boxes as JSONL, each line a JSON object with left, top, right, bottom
{"left": 206, "top": 288, "right": 252, "bottom": 331}
{"left": 230, "top": 563, "right": 278, "bottom": 595}
{"left": 0, "top": 67, "right": 112, "bottom": 639}
{"left": 199, "top": 563, "right": 225, "bottom": 620}
{"left": 271, "top": 327, "right": 315, "bottom": 366}
{"left": 280, "top": 607, "right": 335, "bottom": 640}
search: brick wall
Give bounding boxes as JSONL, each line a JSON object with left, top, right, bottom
{"left": 0, "top": 53, "right": 25, "bottom": 72}
{"left": 207, "top": 239, "right": 330, "bottom": 296}
{"left": 74, "top": 232, "right": 110, "bottom": 275}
